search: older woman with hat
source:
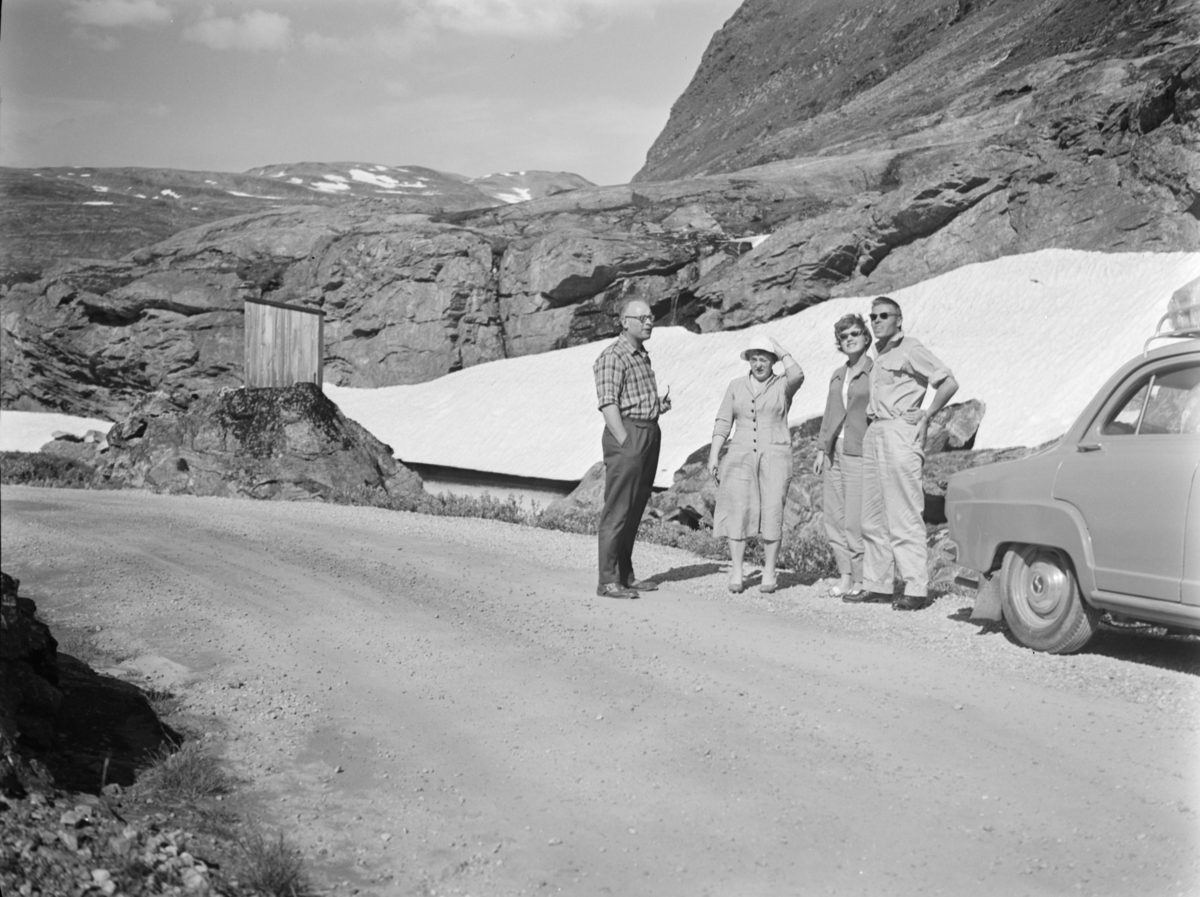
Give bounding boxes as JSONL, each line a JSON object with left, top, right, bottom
{"left": 707, "top": 335, "right": 805, "bottom": 593}
{"left": 814, "top": 314, "right": 873, "bottom": 600}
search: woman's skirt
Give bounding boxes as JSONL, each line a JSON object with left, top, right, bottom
{"left": 713, "top": 444, "right": 793, "bottom": 541}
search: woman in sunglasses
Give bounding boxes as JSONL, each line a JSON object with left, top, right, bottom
{"left": 707, "top": 334, "right": 805, "bottom": 593}
{"left": 814, "top": 314, "right": 873, "bottom": 600}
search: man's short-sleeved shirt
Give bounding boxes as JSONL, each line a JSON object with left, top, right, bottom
{"left": 594, "top": 333, "right": 660, "bottom": 421}
{"left": 867, "top": 334, "right": 953, "bottom": 420}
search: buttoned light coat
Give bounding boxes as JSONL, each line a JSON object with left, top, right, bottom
{"left": 711, "top": 374, "right": 800, "bottom": 540}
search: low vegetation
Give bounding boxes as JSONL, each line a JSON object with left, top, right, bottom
{"left": 0, "top": 451, "right": 99, "bottom": 488}
{"left": 331, "top": 483, "right": 840, "bottom": 582}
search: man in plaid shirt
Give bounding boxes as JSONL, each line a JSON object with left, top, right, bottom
{"left": 593, "top": 298, "right": 672, "bottom": 599}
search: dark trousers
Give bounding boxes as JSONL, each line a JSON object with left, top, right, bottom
{"left": 598, "top": 418, "right": 661, "bottom": 585}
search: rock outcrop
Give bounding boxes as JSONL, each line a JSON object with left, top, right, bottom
{"left": 1, "top": 571, "right": 62, "bottom": 769}
{"left": 0, "top": 572, "right": 179, "bottom": 795}
{"left": 98, "top": 383, "right": 426, "bottom": 501}
{"left": 2, "top": 1, "right": 1196, "bottom": 420}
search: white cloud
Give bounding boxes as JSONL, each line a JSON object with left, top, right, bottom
{"left": 183, "top": 9, "right": 292, "bottom": 51}
{"left": 65, "top": 0, "right": 171, "bottom": 28}
{"left": 296, "top": 0, "right": 709, "bottom": 50}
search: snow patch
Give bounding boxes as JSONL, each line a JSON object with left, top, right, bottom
{"left": 91, "top": 185, "right": 109, "bottom": 193}
{"left": 205, "top": 179, "right": 218, "bottom": 185}
{"left": 309, "top": 180, "right": 350, "bottom": 193}
{"left": 135, "top": 194, "right": 147, "bottom": 199}
{"left": 80, "top": 173, "right": 91, "bottom": 178}
{"left": 323, "top": 250, "right": 1200, "bottom": 488}
{"left": 288, "top": 177, "right": 303, "bottom": 184}
{"left": 160, "top": 189, "right": 181, "bottom": 199}
{"left": 323, "top": 174, "right": 348, "bottom": 182}
{"left": 83, "top": 201, "right": 113, "bottom": 206}
{"left": 0, "top": 410, "right": 114, "bottom": 453}
{"left": 493, "top": 188, "right": 532, "bottom": 204}
{"left": 349, "top": 168, "right": 401, "bottom": 189}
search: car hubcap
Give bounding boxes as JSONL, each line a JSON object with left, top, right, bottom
{"left": 1024, "top": 557, "right": 1067, "bottom": 617}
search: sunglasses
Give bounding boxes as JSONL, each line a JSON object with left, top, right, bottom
{"left": 624, "top": 314, "right": 653, "bottom": 325}
{"left": 869, "top": 312, "right": 895, "bottom": 321}
{"left": 839, "top": 330, "right": 866, "bottom": 341}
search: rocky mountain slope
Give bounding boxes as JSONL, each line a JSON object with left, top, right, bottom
{"left": 637, "top": 0, "right": 1199, "bottom": 182}
{"left": 2, "top": 0, "right": 1196, "bottom": 421}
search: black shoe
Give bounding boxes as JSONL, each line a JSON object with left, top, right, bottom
{"left": 893, "top": 594, "right": 927, "bottom": 611}
{"left": 624, "top": 578, "right": 659, "bottom": 592}
{"left": 597, "top": 583, "right": 639, "bottom": 599}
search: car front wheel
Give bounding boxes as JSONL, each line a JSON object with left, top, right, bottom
{"left": 1000, "top": 544, "right": 1099, "bottom": 654}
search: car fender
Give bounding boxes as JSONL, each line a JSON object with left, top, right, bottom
{"left": 951, "top": 498, "right": 1099, "bottom": 598}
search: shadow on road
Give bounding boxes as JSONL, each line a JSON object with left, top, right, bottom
{"left": 946, "top": 608, "right": 1200, "bottom": 676}
{"left": 652, "top": 562, "right": 724, "bottom": 584}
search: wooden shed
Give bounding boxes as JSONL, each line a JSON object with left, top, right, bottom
{"left": 244, "top": 298, "right": 325, "bottom": 389}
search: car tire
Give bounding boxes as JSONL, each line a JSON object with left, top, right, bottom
{"left": 999, "top": 544, "right": 1099, "bottom": 654}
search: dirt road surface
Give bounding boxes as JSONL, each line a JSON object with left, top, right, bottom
{"left": 3, "top": 486, "right": 1198, "bottom": 896}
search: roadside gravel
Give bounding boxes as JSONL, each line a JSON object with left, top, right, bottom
{"left": 3, "top": 486, "right": 1197, "bottom": 896}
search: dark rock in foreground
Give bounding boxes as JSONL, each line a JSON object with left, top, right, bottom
{"left": 0, "top": 572, "right": 178, "bottom": 796}
{"left": 99, "top": 383, "right": 426, "bottom": 501}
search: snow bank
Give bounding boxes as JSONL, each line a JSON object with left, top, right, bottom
{"left": 325, "top": 250, "right": 1200, "bottom": 488}
{"left": 0, "top": 411, "right": 113, "bottom": 453}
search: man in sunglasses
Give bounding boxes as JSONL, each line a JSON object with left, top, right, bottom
{"left": 592, "top": 298, "right": 673, "bottom": 599}
{"left": 855, "top": 296, "right": 958, "bottom": 610}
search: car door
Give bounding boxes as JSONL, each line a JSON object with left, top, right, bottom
{"left": 1052, "top": 358, "right": 1200, "bottom": 603}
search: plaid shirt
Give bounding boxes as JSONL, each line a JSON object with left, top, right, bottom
{"left": 594, "top": 333, "right": 660, "bottom": 421}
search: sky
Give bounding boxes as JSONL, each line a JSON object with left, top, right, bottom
{"left": 0, "top": 0, "right": 741, "bottom": 186}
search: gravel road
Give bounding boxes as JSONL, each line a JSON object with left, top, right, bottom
{"left": 2, "top": 485, "right": 1197, "bottom": 896}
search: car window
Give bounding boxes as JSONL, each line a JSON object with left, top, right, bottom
{"left": 1100, "top": 362, "right": 1200, "bottom": 436}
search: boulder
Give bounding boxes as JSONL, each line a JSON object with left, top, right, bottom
{"left": 543, "top": 461, "right": 606, "bottom": 519}
{"left": 925, "top": 400, "right": 986, "bottom": 454}
{"left": 0, "top": 571, "right": 61, "bottom": 795}
{"left": 0, "top": 571, "right": 180, "bottom": 794}
{"left": 39, "top": 432, "right": 107, "bottom": 466}
{"left": 98, "top": 383, "right": 426, "bottom": 501}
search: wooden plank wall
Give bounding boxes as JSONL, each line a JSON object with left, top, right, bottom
{"left": 244, "top": 300, "right": 324, "bottom": 388}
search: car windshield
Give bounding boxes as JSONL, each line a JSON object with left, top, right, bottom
{"left": 1101, "top": 362, "right": 1200, "bottom": 435}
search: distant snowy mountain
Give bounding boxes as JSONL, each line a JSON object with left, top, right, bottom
{"left": 0, "top": 162, "right": 594, "bottom": 278}
{"left": 245, "top": 162, "right": 593, "bottom": 205}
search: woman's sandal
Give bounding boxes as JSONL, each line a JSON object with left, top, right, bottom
{"left": 760, "top": 579, "right": 778, "bottom": 594}
{"left": 828, "top": 585, "right": 847, "bottom": 598}
{"left": 728, "top": 579, "right": 745, "bottom": 594}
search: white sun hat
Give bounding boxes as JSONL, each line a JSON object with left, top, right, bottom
{"left": 740, "top": 333, "right": 778, "bottom": 361}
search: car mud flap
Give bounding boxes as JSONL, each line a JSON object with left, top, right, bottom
{"left": 964, "top": 572, "right": 1003, "bottom": 622}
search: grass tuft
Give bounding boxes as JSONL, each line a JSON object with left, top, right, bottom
{"left": 138, "top": 741, "right": 235, "bottom": 801}
{"left": 238, "top": 832, "right": 315, "bottom": 897}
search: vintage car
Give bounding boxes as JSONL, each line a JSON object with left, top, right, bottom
{"left": 944, "top": 324, "right": 1200, "bottom": 654}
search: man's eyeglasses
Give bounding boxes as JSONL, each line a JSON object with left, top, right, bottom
{"left": 839, "top": 330, "right": 866, "bottom": 341}
{"left": 869, "top": 312, "right": 895, "bottom": 321}
{"left": 624, "top": 314, "right": 654, "bottom": 325}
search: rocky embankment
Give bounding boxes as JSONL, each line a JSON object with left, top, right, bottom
{"left": 3, "top": 1, "right": 1196, "bottom": 422}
